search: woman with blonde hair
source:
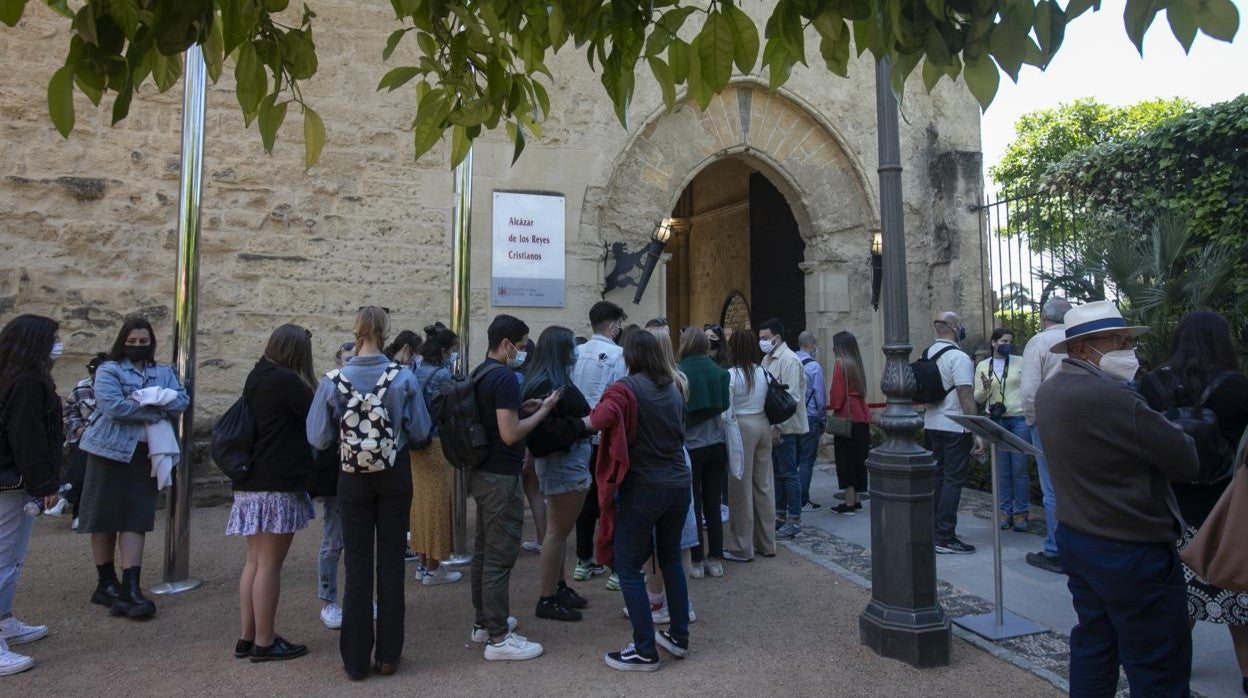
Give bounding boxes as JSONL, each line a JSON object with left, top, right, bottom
{"left": 228, "top": 324, "right": 318, "bottom": 662}
{"left": 307, "top": 306, "right": 431, "bottom": 680}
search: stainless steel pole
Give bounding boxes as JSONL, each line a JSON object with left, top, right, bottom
{"left": 445, "top": 146, "right": 473, "bottom": 566}
{"left": 990, "top": 444, "right": 1004, "bottom": 628}
{"left": 858, "top": 57, "right": 950, "bottom": 666}
{"left": 151, "top": 45, "right": 206, "bottom": 595}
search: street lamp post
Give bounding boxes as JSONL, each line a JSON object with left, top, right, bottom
{"left": 857, "top": 57, "right": 951, "bottom": 667}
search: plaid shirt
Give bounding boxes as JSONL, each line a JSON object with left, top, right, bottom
{"left": 63, "top": 377, "right": 96, "bottom": 445}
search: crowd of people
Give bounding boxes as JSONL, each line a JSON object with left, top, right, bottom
{"left": 0, "top": 296, "right": 1244, "bottom": 693}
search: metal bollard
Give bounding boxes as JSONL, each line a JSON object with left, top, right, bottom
{"left": 444, "top": 144, "right": 474, "bottom": 566}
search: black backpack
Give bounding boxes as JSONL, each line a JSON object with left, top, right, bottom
{"left": 211, "top": 388, "right": 256, "bottom": 482}
{"left": 911, "top": 344, "right": 958, "bottom": 404}
{"left": 1160, "top": 370, "right": 1236, "bottom": 485}
{"left": 432, "top": 363, "right": 506, "bottom": 470}
{"left": 763, "top": 369, "right": 799, "bottom": 426}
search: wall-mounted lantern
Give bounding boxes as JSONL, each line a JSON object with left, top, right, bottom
{"left": 870, "top": 230, "right": 883, "bottom": 311}
{"left": 603, "top": 218, "right": 677, "bottom": 304}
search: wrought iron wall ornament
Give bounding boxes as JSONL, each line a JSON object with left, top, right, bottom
{"left": 601, "top": 218, "right": 678, "bottom": 304}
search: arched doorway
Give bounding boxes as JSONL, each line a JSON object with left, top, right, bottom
{"left": 663, "top": 157, "right": 806, "bottom": 342}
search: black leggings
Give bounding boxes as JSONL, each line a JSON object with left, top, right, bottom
{"left": 689, "top": 443, "right": 727, "bottom": 562}
{"left": 575, "top": 446, "right": 600, "bottom": 562}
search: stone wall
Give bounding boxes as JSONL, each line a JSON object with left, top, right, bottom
{"left": 0, "top": 2, "right": 987, "bottom": 437}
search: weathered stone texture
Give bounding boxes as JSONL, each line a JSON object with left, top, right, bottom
{"left": 0, "top": 2, "right": 986, "bottom": 431}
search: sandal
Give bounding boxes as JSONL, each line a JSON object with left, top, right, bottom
{"left": 1013, "top": 515, "right": 1029, "bottom": 532}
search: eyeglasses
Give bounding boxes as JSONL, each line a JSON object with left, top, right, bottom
{"left": 358, "top": 306, "right": 392, "bottom": 314}
{"left": 644, "top": 317, "right": 669, "bottom": 328}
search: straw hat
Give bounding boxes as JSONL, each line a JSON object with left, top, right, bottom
{"left": 1050, "top": 301, "right": 1148, "bottom": 354}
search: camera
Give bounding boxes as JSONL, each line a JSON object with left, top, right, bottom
{"left": 988, "top": 402, "right": 1007, "bottom": 419}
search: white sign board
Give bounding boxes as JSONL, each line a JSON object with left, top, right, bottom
{"left": 491, "top": 191, "right": 565, "bottom": 307}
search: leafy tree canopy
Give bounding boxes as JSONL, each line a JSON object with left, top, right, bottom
{"left": 989, "top": 96, "right": 1195, "bottom": 197}
{"left": 0, "top": 0, "right": 1240, "bottom": 169}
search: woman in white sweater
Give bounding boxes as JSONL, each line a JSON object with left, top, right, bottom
{"left": 722, "top": 329, "right": 775, "bottom": 561}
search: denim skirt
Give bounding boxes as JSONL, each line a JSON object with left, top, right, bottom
{"left": 535, "top": 440, "right": 592, "bottom": 496}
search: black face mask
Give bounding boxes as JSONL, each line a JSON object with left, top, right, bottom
{"left": 710, "top": 340, "right": 722, "bottom": 350}
{"left": 123, "top": 345, "right": 152, "bottom": 364}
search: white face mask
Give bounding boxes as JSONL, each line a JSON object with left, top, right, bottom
{"left": 1094, "top": 348, "right": 1140, "bottom": 382}
{"left": 50, "top": 342, "right": 64, "bottom": 360}
{"left": 759, "top": 339, "right": 775, "bottom": 355}
{"left": 448, "top": 352, "right": 459, "bottom": 365}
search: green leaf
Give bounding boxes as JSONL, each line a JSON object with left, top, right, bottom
{"left": 448, "top": 98, "right": 492, "bottom": 127}
{"left": 1166, "top": 2, "right": 1197, "bottom": 52}
{"left": 725, "top": 4, "right": 759, "bottom": 73}
{"left": 205, "top": 16, "right": 225, "bottom": 82}
{"left": 412, "top": 87, "right": 450, "bottom": 160}
{"left": 221, "top": 0, "right": 261, "bottom": 56}
{"left": 0, "top": 0, "right": 27, "bottom": 26}
{"left": 234, "top": 41, "right": 266, "bottom": 125}
{"left": 303, "top": 106, "right": 325, "bottom": 170}
{"left": 109, "top": 0, "right": 139, "bottom": 39}
{"left": 687, "top": 35, "right": 713, "bottom": 108}
{"left": 48, "top": 63, "right": 75, "bottom": 137}
{"left": 819, "top": 32, "right": 850, "bottom": 77}
{"left": 110, "top": 76, "right": 134, "bottom": 125}
{"left": 73, "top": 4, "right": 97, "bottom": 45}
{"left": 377, "top": 66, "right": 420, "bottom": 92}
{"left": 1034, "top": 0, "right": 1067, "bottom": 65}
{"left": 549, "top": 2, "right": 565, "bottom": 49}
{"left": 257, "top": 94, "right": 287, "bottom": 154}
{"left": 989, "top": 23, "right": 1025, "bottom": 81}
{"left": 698, "top": 10, "right": 735, "bottom": 92}
{"left": 962, "top": 53, "right": 1000, "bottom": 110}
{"left": 531, "top": 79, "right": 550, "bottom": 119}
{"left": 648, "top": 56, "right": 676, "bottom": 111}
{"left": 921, "top": 57, "right": 946, "bottom": 91}
{"left": 383, "top": 29, "right": 405, "bottom": 61}
{"left": 73, "top": 66, "right": 103, "bottom": 106}
{"left": 1196, "top": 0, "right": 1239, "bottom": 42}
{"left": 1123, "top": 0, "right": 1163, "bottom": 55}
{"left": 669, "top": 39, "right": 689, "bottom": 84}
{"left": 151, "top": 51, "right": 182, "bottom": 92}
{"left": 1065, "top": 0, "right": 1101, "bottom": 20}
{"left": 510, "top": 120, "right": 526, "bottom": 165}
{"left": 450, "top": 124, "right": 470, "bottom": 168}
{"left": 281, "top": 29, "right": 318, "bottom": 80}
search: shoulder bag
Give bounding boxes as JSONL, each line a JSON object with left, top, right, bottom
{"left": 1180, "top": 426, "right": 1248, "bottom": 592}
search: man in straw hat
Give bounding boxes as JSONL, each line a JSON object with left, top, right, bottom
{"left": 1035, "top": 300, "right": 1199, "bottom": 696}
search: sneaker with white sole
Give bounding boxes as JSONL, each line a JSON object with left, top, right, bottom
{"left": 934, "top": 538, "right": 976, "bottom": 555}
{"left": 777, "top": 523, "right": 801, "bottom": 539}
{"left": 622, "top": 602, "right": 670, "bottom": 625}
{"left": 655, "top": 629, "right": 689, "bottom": 659}
{"left": 44, "top": 498, "right": 68, "bottom": 517}
{"left": 704, "top": 559, "right": 724, "bottom": 578}
{"left": 689, "top": 561, "right": 705, "bottom": 579}
{"left": 71, "top": 517, "right": 79, "bottom": 530}
{"left": 470, "top": 616, "right": 518, "bottom": 644}
{"left": 0, "top": 640, "right": 33, "bottom": 676}
{"left": 484, "top": 632, "right": 543, "bottom": 661}
{"left": 320, "top": 603, "right": 342, "bottom": 629}
{"left": 573, "top": 559, "right": 605, "bottom": 582}
{"left": 605, "top": 572, "right": 620, "bottom": 591}
{"left": 421, "top": 565, "right": 463, "bottom": 586}
{"left": 722, "top": 550, "right": 753, "bottom": 562}
{"left": 521, "top": 540, "right": 543, "bottom": 553}
{"left": 604, "top": 644, "right": 659, "bottom": 672}
{"left": 0, "top": 617, "right": 47, "bottom": 646}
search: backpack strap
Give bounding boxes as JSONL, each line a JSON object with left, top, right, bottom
{"left": 1197, "top": 371, "right": 1236, "bottom": 408}
{"left": 927, "top": 344, "right": 957, "bottom": 362}
{"left": 372, "top": 362, "right": 403, "bottom": 400}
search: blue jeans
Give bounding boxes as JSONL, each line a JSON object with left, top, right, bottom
{"left": 993, "top": 416, "right": 1033, "bottom": 516}
{"left": 796, "top": 416, "right": 823, "bottom": 506}
{"left": 927, "top": 429, "right": 973, "bottom": 545}
{"left": 0, "top": 491, "right": 36, "bottom": 617}
{"left": 318, "top": 495, "right": 343, "bottom": 603}
{"left": 1032, "top": 426, "right": 1059, "bottom": 558}
{"left": 1057, "top": 525, "right": 1191, "bottom": 697}
{"left": 614, "top": 483, "right": 691, "bottom": 658}
{"left": 772, "top": 435, "right": 801, "bottom": 521}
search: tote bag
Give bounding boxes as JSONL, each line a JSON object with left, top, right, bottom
{"left": 1180, "top": 427, "right": 1248, "bottom": 592}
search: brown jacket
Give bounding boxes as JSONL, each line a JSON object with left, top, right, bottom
{"left": 1035, "top": 358, "right": 1198, "bottom": 543}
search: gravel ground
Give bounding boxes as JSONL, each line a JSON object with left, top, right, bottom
{"left": 4, "top": 504, "right": 1061, "bottom": 697}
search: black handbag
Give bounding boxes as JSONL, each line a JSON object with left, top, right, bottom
{"left": 1161, "top": 370, "right": 1236, "bottom": 485}
{"left": 763, "top": 369, "right": 798, "bottom": 426}
{"left": 210, "top": 388, "right": 256, "bottom": 482}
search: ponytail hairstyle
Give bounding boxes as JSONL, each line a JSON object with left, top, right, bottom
{"left": 383, "top": 330, "right": 422, "bottom": 363}
{"left": 353, "top": 306, "right": 390, "bottom": 351}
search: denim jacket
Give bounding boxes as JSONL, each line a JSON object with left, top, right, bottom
{"left": 79, "top": 360, "right": 189, "bottom": 463}
{"left": 571, "top": 334, "right": 626, "bottom": 409}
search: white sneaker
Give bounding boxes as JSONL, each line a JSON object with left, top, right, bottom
{"left": 470, "top": 616, "right": 518, "bottom": 644}
{"left": 689, "top": 561, "right": 705, "bottom": 579}
{"left": 421, "top": 565, "right": 463, "bottom": 586}
{"left": 71, "top": 517, "right": 79, "bottom": 530}
{"left": 484, "top": 632, "right": 543, "bottom": 661}
{"left": 0, "top": 617, "right": 47, "bottom": 646}
{"left": 704, "top": 559, "right": 724, "bottom": 578}
{"left": 0, "top": 639, "right": 33, "bottom": 676}
{"left": 621, "top": 603, "right": 670, "bottom": 625}
{"left": 320, "top": 603, "right": 342, "bottom": 629}
{"left": 44, "top": 498, "right": 68, "bottom": 517}
{"left": 521, "top": 539, "right": 543, "bottom": 553}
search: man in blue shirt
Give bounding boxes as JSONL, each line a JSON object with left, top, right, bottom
{"left": 795, "top": 331, "right": 827, "bottom": 510}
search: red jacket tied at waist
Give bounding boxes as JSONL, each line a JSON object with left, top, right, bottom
{"left": 590, "top": 381, "right": 638, "bottom": 569}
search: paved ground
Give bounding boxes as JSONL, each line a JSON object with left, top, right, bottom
{"left": 5, "top": 478, "right": 1061, "bottom": 697}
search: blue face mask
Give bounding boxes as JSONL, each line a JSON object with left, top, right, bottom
{"left": 956, "top": 326, "right": 967, "bottom": 342}
{"left": 448, "top": 352, "right": 459, "bottom": 366}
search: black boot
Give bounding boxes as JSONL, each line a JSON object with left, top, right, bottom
{"left": 91, "top": 563, "right": 122, "bottom": 607}
{"left": 111, "top": 566, "right": 156, "bottom": 618}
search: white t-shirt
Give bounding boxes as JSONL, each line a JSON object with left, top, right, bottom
{"left": 923, "top": 340, "right": 973, "bottom": 433}
{"left": 729, "top": 366, "right": 768, "bottom": 415}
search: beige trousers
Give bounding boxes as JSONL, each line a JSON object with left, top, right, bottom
{"left": 725, "top": 412, "right": 776, "bottom": 557}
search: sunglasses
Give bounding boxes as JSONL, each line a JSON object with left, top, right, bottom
{"left": 645, "top": 317, "right": 669, "bottom": 328}
{"left": 358, "top": 306, "right": 392, "bottom": 314}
